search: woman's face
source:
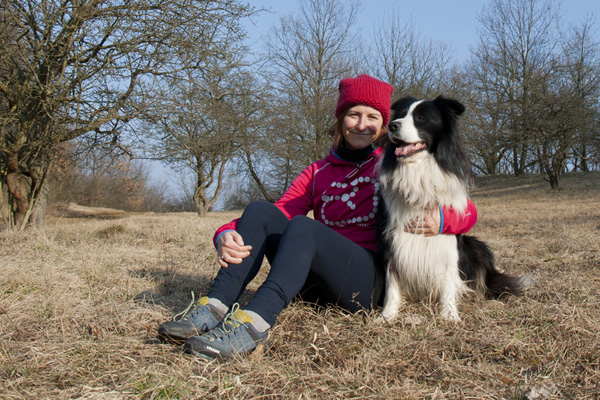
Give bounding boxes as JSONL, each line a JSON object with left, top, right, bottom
{"left": 341, "top": 105, "right": 385, "bottom": 150}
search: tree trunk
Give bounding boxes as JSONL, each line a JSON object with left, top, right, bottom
{"left": 0, "top": 180, "right": 9, "bottom": 227}
{"left": 579, "top": 144, "right": 589, "bottom": 172}
{"left": 193, "top": 186, "right": 208, "bottom": 217}
{"left": 6, "top": 172, "right": 31, "bottom": 227}
{"left": 548, "top": 172, "right": 560, "bottom": 189}
{"left": 4, "top": 162, "right": 51, "bottom": 229}
{"left": 245, "top": 152, "right": 275, "bottom": 203}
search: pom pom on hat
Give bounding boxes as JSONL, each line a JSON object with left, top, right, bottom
{"left": 335, "top": 74, "right": 394, "bottom": 126}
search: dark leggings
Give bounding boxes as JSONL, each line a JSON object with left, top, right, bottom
{"left": 208, "top": 201, "right": 385, "bottom": 326}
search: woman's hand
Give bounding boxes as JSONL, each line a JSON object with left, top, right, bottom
{"left": 405, "top": 208, "right": 441, "bottom": 236}
{"left": 217, "top": 230, "right": 252, "bottom": 268}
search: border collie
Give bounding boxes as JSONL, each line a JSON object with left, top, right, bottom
{"left": 377, "top": 96, "right": 524, "bottom": 322}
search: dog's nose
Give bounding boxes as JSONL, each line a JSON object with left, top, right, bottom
{"left": 389, "top": 121, "right": 400, "bottom": 133}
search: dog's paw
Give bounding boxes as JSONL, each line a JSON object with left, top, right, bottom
{"left": 440, "top": 305, "right": 462, "bottom": 322}
{"left": 377, "top": 309, "right": 398, "bottom": 324}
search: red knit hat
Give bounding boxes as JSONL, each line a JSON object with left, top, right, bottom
{"left": 335, "top": 74, "right": 394, "bottom": 126}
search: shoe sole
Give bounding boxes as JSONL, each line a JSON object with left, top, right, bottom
{"left": 182, "top": 342, "right": 220, "bottom": 360}
{"left": 157, "top": 329, "right": 191, "bottom": 345}
{"left": 182, "top": 339, "right": 270, "bottom": 360}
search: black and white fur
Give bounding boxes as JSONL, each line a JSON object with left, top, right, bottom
{"left": 378, "top": 96, "right": 524, "bottom": 322}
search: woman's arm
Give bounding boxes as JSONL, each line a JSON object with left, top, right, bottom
{"left": 404, "top": 199, "right": 478, "bottom": 236}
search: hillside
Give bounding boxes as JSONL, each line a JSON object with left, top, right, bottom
{"left": 1, "top": 172, "right": 599, "bottom": 399}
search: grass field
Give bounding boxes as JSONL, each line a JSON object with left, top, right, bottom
{"left": 1, "top": 173, "right": 599, "bottom": 399}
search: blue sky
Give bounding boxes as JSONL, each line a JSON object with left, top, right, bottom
{"left": 245, "top": 0, "right": 600, "bottom": 62}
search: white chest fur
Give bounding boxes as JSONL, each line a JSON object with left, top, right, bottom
{"left": 379, "top": 154, "right": 470, "bottom": 321}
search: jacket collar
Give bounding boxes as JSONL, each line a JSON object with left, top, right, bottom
{"left": 327, "top": 146, "right": 383, "bottom": 165}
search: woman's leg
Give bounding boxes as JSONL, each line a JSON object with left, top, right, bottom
{"left": 158, "top": 201, "right": 288, "bottom": 342}
{"left": 183, "top": 215, "right": 384, "bottom": 358}
{"left": 208, "top": 201, "right": 289, "bottom": 307}
{"left": 245, "top": 215, "right": 384, "bottom": 326}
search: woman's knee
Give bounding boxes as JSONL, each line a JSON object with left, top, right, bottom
{"left": 282, "top": 215, "right": 321, "bottom": 242}
{"left": 241, "top": 201, "right": 285, "bottom": 224}
{"left": 243, "top": 201, "right": 278, "bottom": 216}
{"left": 238, "top": 201, "right": 289, "bottom": 240}
{"left": 288, "top": 215, "right": 316, "bottom": 230}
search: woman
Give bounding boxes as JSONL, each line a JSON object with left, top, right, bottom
{"left": 158, "top": 74, "right": 478, "bottom": 359}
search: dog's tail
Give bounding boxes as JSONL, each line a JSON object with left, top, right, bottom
{"left": 458, "top": 235, "right": 526, "bottom": 298}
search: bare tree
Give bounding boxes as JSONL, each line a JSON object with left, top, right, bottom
{"left": 463, "top": 95, "right": 512, "bottom": 175}
{"left": 528, "top": 70, "right": 576, "bottom": 188}
{"left": 0, "top": 0, "right": 255, "bottom": 228}
{"left": 263, "top": 0, "right": 360, "bottom": 176}
{"left": 474, "top": 0, "right": 560, "bottom": 177}
{"left": 367, "top": 9, "right": 454, "bottom": 99}
{"left": 468, "top": 0, "right": 600, "bottom": 186}
{"left": 464, "top": 42, "right": 516, "bottom": 175}
{"left": 146, "top": 53, "right": 263, "bottom": 216}
{"left": 72, "top": 149, "right": 151, "bottom": 210}
{"left": 530, "top": 17, "right": 600, "bottom": 187}
{"left": 562, "top": 17, "right": 600, "bottom": 172}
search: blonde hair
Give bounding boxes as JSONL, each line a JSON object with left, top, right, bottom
{"left": 329, "top": 107, "right": 389, "bottom": 149}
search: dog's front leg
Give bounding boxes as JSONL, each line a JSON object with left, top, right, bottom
{"left": 439, "top": 286, "right": 461, "bottom": 322}
{"left": 378, "top": 268, "right": 405, "bottom": 322}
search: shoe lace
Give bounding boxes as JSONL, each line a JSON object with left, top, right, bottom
{"left": 205, "top": 303, "right": 241, "bottom": 340}
{"left": 172, "top": 291, "right": 199, "bottom": 321}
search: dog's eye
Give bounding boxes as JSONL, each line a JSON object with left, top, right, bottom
{"left": 414, "top": 115, "right": 426, "bottom": 123}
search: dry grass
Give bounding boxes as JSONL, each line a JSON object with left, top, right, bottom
{"left": 1, "top": 173, "right": 599, "bottom": 399}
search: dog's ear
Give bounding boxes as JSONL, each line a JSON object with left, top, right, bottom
{"left": 433, "top": 96, "right": 465, "bottom": 117}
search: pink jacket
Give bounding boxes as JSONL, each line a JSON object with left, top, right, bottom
{"left": 214, "top": 147, "right": 478, "bottom": 252}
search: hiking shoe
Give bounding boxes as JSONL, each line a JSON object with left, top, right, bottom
{"left": 183, "top": 304, "right": 269, "bottom": 359}
{"left": 158, "top": 296, "right": 225, "bottom": 343}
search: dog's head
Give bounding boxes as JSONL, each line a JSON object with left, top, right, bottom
{"left": 387, "top": 96, "right": 465, "bottom": 160}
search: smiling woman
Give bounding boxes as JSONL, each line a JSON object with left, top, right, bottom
{"left": 330, "top": 74, "right": 392, "bottom": 151}
{"left": 341, "top": 105, "right": 384, "bottom": 150}
{"left": 157, "top": 74, "right": 397, "bottom": 359}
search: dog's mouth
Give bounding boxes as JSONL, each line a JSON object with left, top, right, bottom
{"left": 393, "top": 141, "right": 427, "bottom": 157}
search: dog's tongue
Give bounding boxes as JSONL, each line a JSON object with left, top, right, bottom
{"left": 395, "top": 142, "right": 426, "bottom": 157}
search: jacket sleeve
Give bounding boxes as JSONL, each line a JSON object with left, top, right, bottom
{"left": 272, "top": 164, "right": 315, "bottom": 219}
{"left": 212, "top": 164, "right": 316, "bottom": 248}
{"left": 213, "top": 219, "right": 240, "bottom": 248}
{"left": 440, "top": 199, "right": 478, "bottom": 234}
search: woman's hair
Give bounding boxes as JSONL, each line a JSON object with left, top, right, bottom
{"left": 329, "top": 107, "right": 389, "bottom": 149}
